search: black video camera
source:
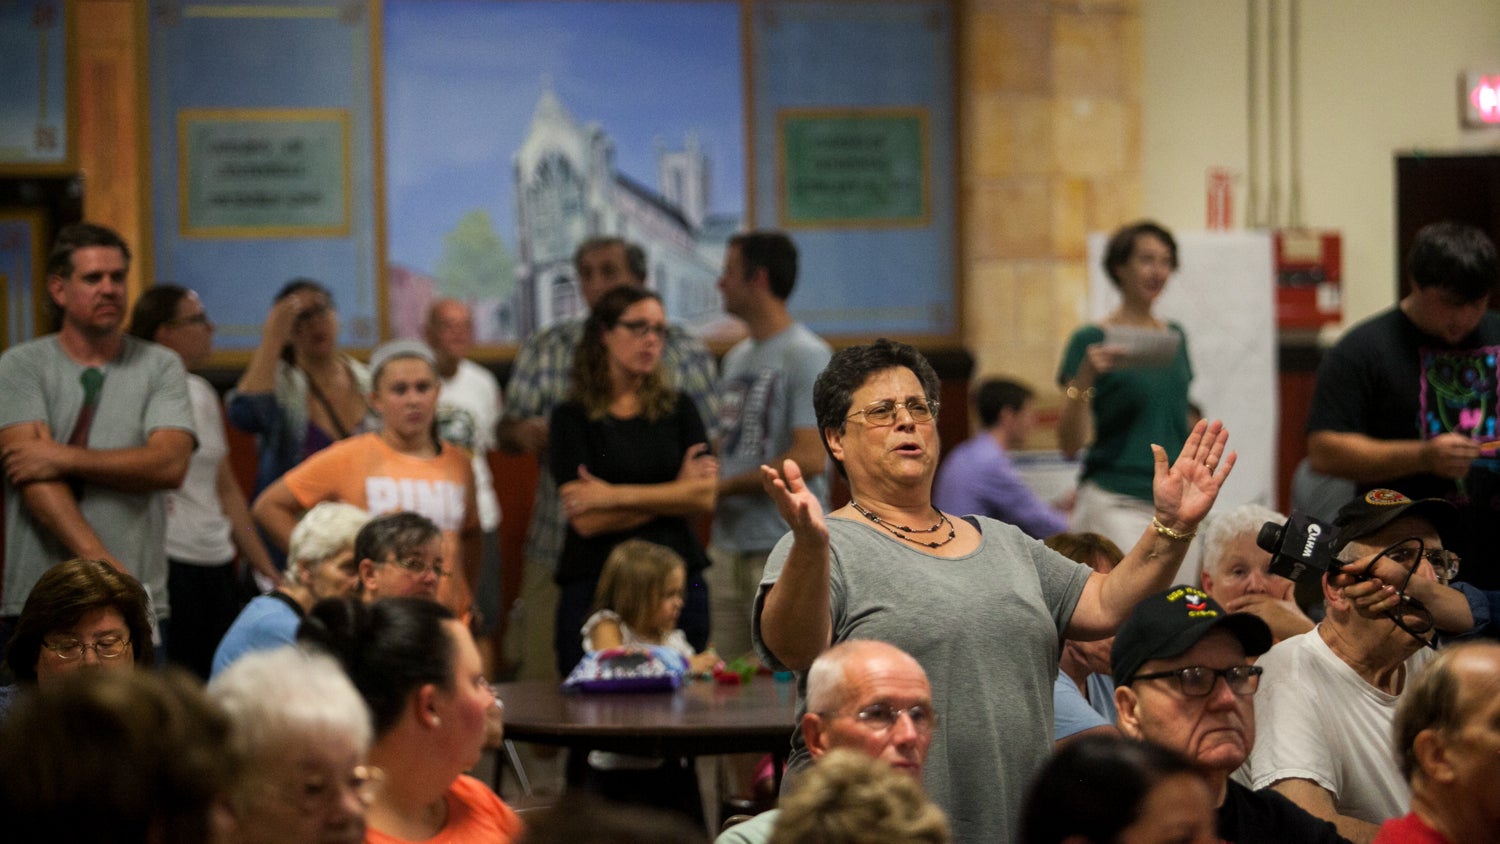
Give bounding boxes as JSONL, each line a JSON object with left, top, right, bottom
{"left": 1256, "top": 512, "right": 1340, "bottom": 583}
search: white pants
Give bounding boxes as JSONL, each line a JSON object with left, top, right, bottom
{"left": 1070, "top": 481, "right": 1203, "bottom": 588}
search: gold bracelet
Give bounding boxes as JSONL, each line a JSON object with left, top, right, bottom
{"left": 1151, "top": 517, "right": 1196, "bottom": 542}
{"left": 1064, "top": 383, "right": 1095, "bottom": 402}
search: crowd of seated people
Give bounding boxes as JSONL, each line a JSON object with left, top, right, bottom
{"left": 10, "top": 218, "right": 1500, "bottom": 844}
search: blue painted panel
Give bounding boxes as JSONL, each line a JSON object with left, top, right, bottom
{"left": 149, "top": 1, "right": 378, "bottom": 350}
{"left": 752, "top": 1, "right": 956, "bottom": 339}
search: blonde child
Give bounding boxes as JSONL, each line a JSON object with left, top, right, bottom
{"left": 583, "top": 539, "right": 720, "bottom": 675}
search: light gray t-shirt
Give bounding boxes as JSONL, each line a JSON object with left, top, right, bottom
{"left": 753, "top": 515, "right": 1091, "bottom": 844}
{"left": 712, "top": 323, "right": 831, "bottom": 553}
{"left": 0, "top": 335, "right": 195, "bottom": 616}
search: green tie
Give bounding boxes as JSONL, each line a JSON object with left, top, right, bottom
{"left": 68, "top": 367, "right": 104, "bottom": 446}
{"left": 67, "top": 368, "right": 104, "bottom": 500}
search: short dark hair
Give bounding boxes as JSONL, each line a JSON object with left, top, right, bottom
{"left": 5, "top": 558, "right": 155, "bottom": 683}
{"left": 573, "top": 236, "right": 648, "bottom": 284}
{"left": 1103, "top": 220, "right": 1178, "bottom": 287}
{"left": 1407, "top": 221, "right": 1499, "bottom": 303}
{"left": 46, "top": 222, "right": 131, "bottom": 278}
{"left": 127, "top": 284, "right": 192, "bottom": 343}
{"left": 813, "top": 338, "right": 941, "bottom": 479}
{"left": 298, "top": 596, "right": 457, "bottom": 737}
{"left": 353, "top": 511, "right": 441, "bottom": 578}
{"left": 973, "top": 378, "right": 1032, "bottom": 428}
{"left": 730, "top": 230, "right": 799, "bottom": 300}
{"left": 1020, "top": 735, "right": 1199, "bottom": 844}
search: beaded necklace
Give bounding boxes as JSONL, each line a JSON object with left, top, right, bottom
{"left": 849, "top": 500, "right": 956, "bottom": 549}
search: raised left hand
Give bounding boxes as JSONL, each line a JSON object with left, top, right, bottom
{"left": 3, "top": 422, "right": 72, "bottom": 484}
{"left": 1150, "top": 419, "right": 1235, "bottom": 533}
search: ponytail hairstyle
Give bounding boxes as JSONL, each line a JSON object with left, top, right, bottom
{"left": 297, "top": 597, "right": 455, "bottom": 737}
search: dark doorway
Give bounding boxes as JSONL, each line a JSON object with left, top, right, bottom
{"left": 1396, "top": 153, "right": 1500, "bottom": 303}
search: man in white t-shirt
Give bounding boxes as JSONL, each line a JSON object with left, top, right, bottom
{"left": 425, "top": 300, "right": 504, "bottom": 652}
{"left": 1241, "top": 489, "right": 1456, "bottom": 843}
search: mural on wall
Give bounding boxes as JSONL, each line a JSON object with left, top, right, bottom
{"left": 383, "top": 1, "right": 745, "bottom": 345}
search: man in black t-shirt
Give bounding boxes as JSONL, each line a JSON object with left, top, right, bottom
{"left": 1111, "top": 587, "right": 1348, "bottom": 843}
{"left": 1307, "top": 221, "right": 1500, "bottom": 589}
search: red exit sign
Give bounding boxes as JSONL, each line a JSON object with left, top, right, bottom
{"left": 1464, "top": 71, "right": 1500, "bottom": 127}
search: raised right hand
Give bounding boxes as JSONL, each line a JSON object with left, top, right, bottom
{"left": 760, "top": 458, "right": 828, "bottom": 544}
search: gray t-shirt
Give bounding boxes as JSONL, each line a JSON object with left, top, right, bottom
{"left": 712, "top": 323, "right": 831, "bottom": 552}
{"left": 0, "top": 335, "right": 195, "bottom": 616}
{"left": 753, "top": 516, "right": 1091, "bottom": 844}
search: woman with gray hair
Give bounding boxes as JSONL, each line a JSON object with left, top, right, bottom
{"left": 211, "top": 502, "right": 370, "bottom": 677}
{"left": 1198, "top": 502, "right": 1313, "bottom": 642}
{"left": 210, "top": 646, "right": 374, "bottom": 844}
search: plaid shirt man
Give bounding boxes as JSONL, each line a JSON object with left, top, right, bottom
{"left": 503, "top": 318, "right": 719, "bottom": 570}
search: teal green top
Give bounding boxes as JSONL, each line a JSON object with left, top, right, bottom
{"left": 1057, "top": 322, "right": 1193, "bottom": 501}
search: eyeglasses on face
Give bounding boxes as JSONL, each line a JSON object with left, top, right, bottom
{"left": 42, "top": 634, "right": 131, "bottom": 661}
{"left": 284, "top": 765, "right": 384, "bottom": 814}
{"left": 614, "top": 319, "right": 669, "bottom": 339}
{"left": 1373, "top": 538, "right": 1461, "bottom": 586}
{"left": 823, "top": 702, "right": 937, "bottom": 735}
{"left": 382, "top": 556, "right": 448, "bottom": 579}
{"left": 1129, "top": 664, "right": 1263, "bottom": 697}
{"left": 845, "top": 398, "right": 939, "bottom": 427}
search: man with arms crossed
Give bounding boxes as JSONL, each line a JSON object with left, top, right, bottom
{"left": 0, "top": 223, "right": 195, "bottom": 647}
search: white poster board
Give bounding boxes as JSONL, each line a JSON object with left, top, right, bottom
{"left": 1087, "top": 230, "right": 1278, "bottom": 513}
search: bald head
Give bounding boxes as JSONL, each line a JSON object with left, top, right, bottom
{"left": 802, "top": 640, "right": 934, "bottom": 779}
{"left": 424, "top": 298, "right": 473, "bottom": 374}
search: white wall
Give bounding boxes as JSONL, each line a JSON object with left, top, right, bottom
{"left": 1141, "top": 0, "right": 1500, "bottom": 329}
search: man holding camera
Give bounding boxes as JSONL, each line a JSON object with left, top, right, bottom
{"left": 1241, "top": 490, "right": 1453, "bottom": 843}
{"left": 1306, "top": 221, "right": 1500, "bottom": 590}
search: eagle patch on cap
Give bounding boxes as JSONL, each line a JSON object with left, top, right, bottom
{"left": 1364, "top": 489, "right": 1411, "bottom": 506}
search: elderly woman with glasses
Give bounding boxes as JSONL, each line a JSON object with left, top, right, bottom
{"left": 548, "top": 285, "right": 717, "bottom": 677}
{"left": 299, "top": 597, "right": 522, "bottom": 843}
{"left": 210, "top": 646, "right": 374, "bottom": 844}
{"left": 2, "top": 557, "right": 154, "bottom": 716}
{"left": 755, "top": 338, "right": 1235, "bottom": 843}
{"left": 255, "top": 340, "right": 481, "bottom": 618}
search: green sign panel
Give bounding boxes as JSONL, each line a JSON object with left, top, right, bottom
{"left": 780, "top": 110, "right": 928, "bottom": 226}
{"left": 180, "top": 109, "right": 350, "bottom": 238}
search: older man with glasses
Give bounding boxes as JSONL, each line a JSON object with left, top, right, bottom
{"left": 716, "top": 639, "right": 935, "bottom": 844}
{"left": 1112, "top": 586, "right": 1344, "bottom": 844}
{"left": 1241, "top": 490, "right": 1460, "bottom": 843}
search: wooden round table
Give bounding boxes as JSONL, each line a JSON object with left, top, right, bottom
{"left": 494, "top": 674, "right": 800, "bottom": 758}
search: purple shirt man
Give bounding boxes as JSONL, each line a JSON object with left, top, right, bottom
{"left": 933, "top": 378, "right": 1069, "bottom": 539}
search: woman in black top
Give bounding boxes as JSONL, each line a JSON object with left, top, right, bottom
{"left": 549, "top": 286, "right": 717, "bottom": 676}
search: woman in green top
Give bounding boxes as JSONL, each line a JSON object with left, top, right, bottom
{"left": 1056, "top": 221, "right": 1193, "bottom": 552}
